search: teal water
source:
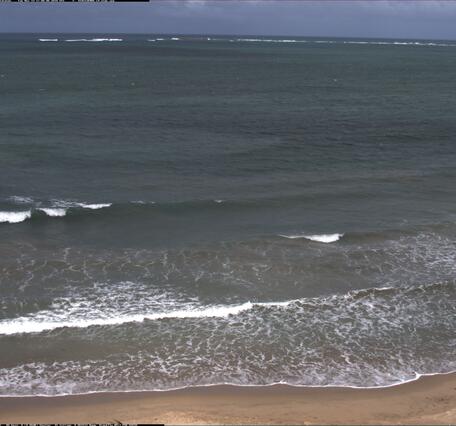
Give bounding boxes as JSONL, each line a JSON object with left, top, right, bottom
{"left": 0, "top": 34, "right": 455, "bottom": 395}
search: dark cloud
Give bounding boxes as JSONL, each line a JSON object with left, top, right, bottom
{"left": 1, "top": 1, "right": 456, "bottom": 40}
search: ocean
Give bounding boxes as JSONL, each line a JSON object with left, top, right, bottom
{"left": 0, "top": 33, "right": 455, "bottom": 396}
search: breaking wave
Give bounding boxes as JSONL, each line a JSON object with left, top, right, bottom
{"left": 0, "top": 280, "right": 454, "bottom": 394}
{"left": 279, "top": 233, "right": 343, "bottom": 243}
{"left": 0, "top": 281, "right": 452, "bottom": 336}
{"left": 37, "top": 208, "right": 67, "bottom": 217}
{"left": 0, "top": 211, "right": 32, "bottom": 224}
{"left": 0, "top": 199, "right": 113, "bottom": 224}
{"left": 64, "top": 38, "right": 122, "bottom": 42}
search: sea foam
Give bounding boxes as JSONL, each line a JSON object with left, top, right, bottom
{"left": 0, "top": 302, "right": 256, "bottom": 335}
{"left": 51, "top": 200, "right": 112, "bottom": 210}
{"left": 76, "top": 203, "right": 112, "bottom": 210}
{"left": 0, "top": 211, "right": 32, "bottom": 224}
{"left": 65, "top": 39, "right": 122, "bottom": 42}
{"left": 8, "top": 196, "right": 34, "bottom": 204}
{"left": 0, "top": 281, "right": 446, "bottom": 336}
{"left": 38, "top": 208, "right": 67, "bottom": 217}
{"left": 279, "top": 233, "right": 343, "bottom": 243}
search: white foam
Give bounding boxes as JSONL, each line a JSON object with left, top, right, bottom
{"left": 65, "top": 39, "right": 122, "bottom": 42}
{"left": 0, "top": 211, "right": 32, "bottom": 224}
{"left": 171, "top": 37, "right": 180, "bottom": 41}
{"left": 51, "top": 200, "right": 112, "bottom": 210}
{"left": 8, "top": 196, "right": 34, "bottom": 204}
{"left": 0, "top": 302, "right": 254, "bottom": 335}
{"left": 337, "top": 40, "right": 452, "bottom": 47}
{"left": 37, "top": 208, "right": 67, "bottom": 217}
{"left": 234, "top": 38, "right": 301, "bottom": 43}
{"left": 132, "top": 200, "right": 155, "bottom": 205}
{"left": 76, "top": 203, "right": 112, "bottom": 210}
{"left": 229, "top": 38, "right": 453, "bottom": 47}
{"left": 0, "top": 266, "right": 449, "bottom": 337}
{"left": 279, "top": 233, "right": 343, "bottom": 243}
{"left": 91, "top": 38, "right": 122, "bottom": 42}
{"left": 39, "top": 39, "right": 58, "bottom": 42}
{"left": 214, "top": 199, "right": 224, "bottom": 203}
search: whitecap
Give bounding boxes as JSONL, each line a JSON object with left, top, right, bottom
{"left": 90, "top": 38, "right": 122, "bottom": 42}
{"left": 52, "top": 201, "right": 112, "bottom": 210}
{"left": 65, "top": 38, "right": 122, "bottom": 42}
{"left": 0, "top": 211, "right": 32, "bottom": 224}
{"left": 37, "top": 208, "right": 67, "bottom": 217}
{"left": 8, "top": 196, "right": 34, "bottom": 204}
{"left": 132, "top": 200, "right": 155, "bottom": 205}
{"left": 0, "top": 302, "right": 255, "bottom": 335}
{"left": 279, "top": 233, "right": 343, "bottom": 243}
{"left": 0, "top": 281, "right": 449, "bottom": 336}
{"left": 77, "top": 203, "right": 112, "bottom": 210}
{"left": 39, "top": 39, "right": 58, "bottom": 42}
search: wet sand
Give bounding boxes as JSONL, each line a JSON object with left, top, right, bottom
{"left": 0, "top": 372, "right": 455, "bottom": 424}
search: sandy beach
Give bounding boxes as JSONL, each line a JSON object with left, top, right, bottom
{"left": 0, "top": 372, "right": 454, "bottom": 424}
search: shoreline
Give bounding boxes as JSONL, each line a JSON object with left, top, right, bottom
{"left": 2, "top": 369, "right": 455, "bottom": 398}
{"left": 1, "top": 372, "right": 455, "bottom": 424}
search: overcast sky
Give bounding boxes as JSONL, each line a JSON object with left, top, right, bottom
{"left": 1, "top": 1, "right": 456, "bottom": 40}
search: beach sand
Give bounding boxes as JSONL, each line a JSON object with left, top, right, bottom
{"left": 0, "top": 372, "right": 455, "bottom": 424}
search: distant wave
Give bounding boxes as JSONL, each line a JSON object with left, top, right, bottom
{"left": 64, "top": 38, "right": 122, "bottom": 42}
{"left": 37, "top": 208, "right": 67, "bottom": 217}
{"left": 0, "top": 210, "right": 32, "bottom": 224}
{"left": 8, "top": 196, "right": 34, "bottom": 204}
{"left": 148, "top": 37, "right": 180, "bottom": 42}
{"left": 75, "top": 202, "right": 112, "bottom": 209}
{"left": 40, "top": 37, "right": 122, "bottom": 43}
{"left": 227, "top": 38, "right": 454, "bottom": 47}
{"left": 342, "top": 40, "right": 453, "bottom": 47}
{"left": 50, "top": 200, "right": 112, "bottom": 210}
{"left": 132, "top": 200, "right": 156, "bottom": 205}
{"left": 0, "top": 200, "right": 113, "bottom": 224}
{"left": 279, "top": 233, "right": 343, "bottom": 243}
{"left": 37, "top": 37, "right": 455, "bottom": 47}
{"left": 233, "top": 38, "right": 303, "bottom": 43}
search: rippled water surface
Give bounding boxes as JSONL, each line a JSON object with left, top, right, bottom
{"left": 1, "top": 34, "right": 456, "bottom": 395}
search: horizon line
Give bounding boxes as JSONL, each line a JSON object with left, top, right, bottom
{"left": 1, "top": 32, "right": 456, "bottom": 42}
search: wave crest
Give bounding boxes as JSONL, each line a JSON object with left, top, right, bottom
{"left": 37, "top": 208, "right": 67, "bottom": 217}
{"left": 1, "top": 281, "right": 452, "bottom": 336}
{"left": 0, "top": 211, "right": 32, "bottom": 224}
{"left": 279, "top": 233, "right": 343, "bottom": 243}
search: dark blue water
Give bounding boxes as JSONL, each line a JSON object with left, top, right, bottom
{"left": 0, "top": 34, "right": 455, "bottom": 395}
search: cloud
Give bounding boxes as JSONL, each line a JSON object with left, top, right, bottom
{"left": 1, "top": 1, "right": 456, "bottom": 39}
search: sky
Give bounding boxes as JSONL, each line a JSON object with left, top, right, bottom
{"left": 1, "top": 1, "right": 456, "bottom": 40}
